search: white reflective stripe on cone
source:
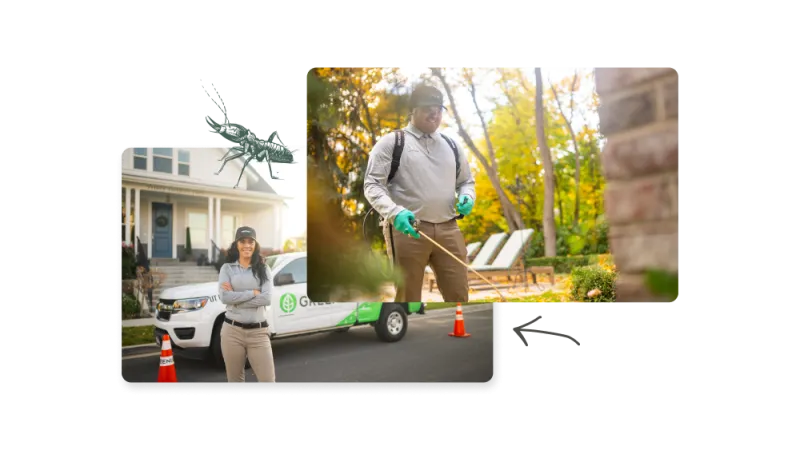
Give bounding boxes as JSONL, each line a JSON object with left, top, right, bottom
{"left": 160, "top": 356, "right": 174, "bottom": 366}
{"left": 455, "top": 316, "right": 463, "bottom": 321}
{"left": 161, "top": 340, "right": 172, "bottom": 351}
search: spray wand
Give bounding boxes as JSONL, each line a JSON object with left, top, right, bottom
{"left": 409, "top": 215, "right": 508, "bottom": 302}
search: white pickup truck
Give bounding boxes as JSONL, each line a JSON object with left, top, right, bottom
{"left": 153, "top": 251, "right": 424, "bottom": 366}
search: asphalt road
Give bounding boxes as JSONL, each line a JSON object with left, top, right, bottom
{"left": 122, "top": 305, "right": 493, "bottom": 382}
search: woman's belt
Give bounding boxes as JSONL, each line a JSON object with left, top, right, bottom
{"left": 224, "top": 317, "right": 268, "bottom": 329}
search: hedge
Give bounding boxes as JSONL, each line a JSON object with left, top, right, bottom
{"left": 526, "top": 254, "right": 612, "bottom": 274}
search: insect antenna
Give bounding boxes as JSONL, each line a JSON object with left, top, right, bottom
{"left": 201, "top": 80, "right": 228, "bottom": 125}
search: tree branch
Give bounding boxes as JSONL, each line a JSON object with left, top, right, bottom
{"left": 464, "top": 68, "right": 497, "bottom": 167}
{"left": 430, "top": 68, "right": 490, "bottom": 169}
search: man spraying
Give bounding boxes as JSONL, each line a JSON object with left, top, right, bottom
{"left": 364, "top": 85, "right": 476, "bottom": 302}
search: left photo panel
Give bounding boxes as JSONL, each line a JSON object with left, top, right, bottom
{"left": 118, "top": 145, "right": 307, "bottom": 383}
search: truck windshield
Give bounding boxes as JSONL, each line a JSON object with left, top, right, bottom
{"left": 265, "top": 255, "right": 282, "bottom": 269}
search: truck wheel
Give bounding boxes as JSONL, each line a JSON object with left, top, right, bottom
{"left": 375, "top": 304, "right": 407, "bottom": 342}
{"left": 209, "top": 317, "right": 250, "bottom": 369}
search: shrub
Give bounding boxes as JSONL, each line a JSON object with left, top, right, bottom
{"left": 645, "top": 269, "right": 678, "bottom": 301}
{"left": 570, "top": 265, "right": 617, "bottom": 302}
{"left": 122, "top": 243, "right": 136, "bottom": 280}
{"left": 588, "top": 253, "right": 614, "bottom": 267}
{"left": 523, "top": 219, "right": 609, "bottom": 258}
{"left": 122, "top": 279, "right": 137, "bottom": 295}
{"left": 122, "top": 293, "right": 140, "bottom": 319}
{"left": 184, "top": 227, "right": 193, "bottom": 261}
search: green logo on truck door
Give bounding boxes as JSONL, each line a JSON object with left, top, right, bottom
{"left": 280, "top": 293, "right": 297, "bottom": 313}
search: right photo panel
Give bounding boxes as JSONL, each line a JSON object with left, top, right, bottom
{"left": 306, "top": 67, "right": 678, "bottom": 304}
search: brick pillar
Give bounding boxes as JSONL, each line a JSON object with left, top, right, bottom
{"left": 595, "top": 68, "right": 678, "bottom": 301}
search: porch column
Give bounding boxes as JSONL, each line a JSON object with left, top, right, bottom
{"left": 124, "top": 186, "right": 131, "bottom": 245}
{"left": 215, "top": 197, "right": 221, "bottom": 249}
{"left": 208, "top": 196, "right": 214, "bottom": 257}
{"left": 147, "top": 200, "right": 152, "bottom": 259}
{"left": 134, "top": 188, "right": 141, "bottom": 255}
{"left": 172, "top": 200, "right": 178, "bottom": 259}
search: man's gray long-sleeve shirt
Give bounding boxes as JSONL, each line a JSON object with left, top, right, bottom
{"left": 364, "top": 124, "right": 476, "bottom": 223}
{"left": 218, "top": 261, "right": 272, "bottom": 323}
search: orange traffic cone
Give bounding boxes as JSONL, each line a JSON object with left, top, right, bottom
{"left": 158, "top": 334, "right": 177, "bottom": 382}
{"left": 448, "top": 303, "right": 471, "bottom": 338}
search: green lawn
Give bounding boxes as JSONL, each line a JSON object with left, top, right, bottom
{"left": 423, "top": 291, "right": 573, "bottom": 308}
{"left": 123, "top": 325, "right": 155, "bottom": 347}
{"left": 423, "top": 302, "right": 488, "bottom": 311}
{"left": 501, "top": 291, "right": 572, "bottom": 302}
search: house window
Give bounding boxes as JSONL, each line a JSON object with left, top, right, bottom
{"left": 153, "top": 148, "right": 173, "bottom": 174}
{"left": 178, "top": 149, "right": 190, "bottom": 176}
{"left": 221, "top": 214, "right": 241, "bottom": 248}
{"left": 187, "top": 212, "right": 208, "bottom": 247}
{"left": 133, "top": 148, "right": 147, "bottom": 170}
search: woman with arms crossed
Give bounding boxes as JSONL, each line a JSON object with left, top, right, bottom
{"left": 218, "top": 226, "right": 275, "bottom": 382}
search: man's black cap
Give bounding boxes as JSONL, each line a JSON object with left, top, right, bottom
{"left": 235, "top": 226, "right": 257, "bottom": 242}
{"left": 410, "top": 85, "right": 447, "bottom": 110}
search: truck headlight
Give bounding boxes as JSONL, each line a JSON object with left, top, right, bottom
{"left": 172, "top": 297, "right": 209, "bottom": 312}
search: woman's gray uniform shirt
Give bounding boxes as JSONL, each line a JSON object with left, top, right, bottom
{"left": 218, "top": 261, "right": 272, "bottom": 323}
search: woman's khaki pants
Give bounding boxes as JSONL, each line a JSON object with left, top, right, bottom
{"left": 220, "top": 322, "right": 276, "bottom": 382}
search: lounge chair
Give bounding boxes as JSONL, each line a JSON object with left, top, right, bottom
{"left": 465, "top": 228, "right": 535, "bottom": 286}
{"left": 466, "top": 232, "right": 508, "bottom": 267}
{"left": 465, "top": 242, "right": 482, "bottom": 262}
{"left": 440, "top": 228, "right": 553, "bottom": 291}
{"left": 421, "top": 241, "right": 482, "bottom": 291}
{"left": 426, "top": 232, "right": 509, "bottom": 292}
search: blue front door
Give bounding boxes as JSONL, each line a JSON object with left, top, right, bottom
{"left": 152, "top": 202, "right": 173, "bottom": 258}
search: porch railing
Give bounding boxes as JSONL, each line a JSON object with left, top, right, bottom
{"left": 211, "top": 239, "right": 223, "bottom": 263}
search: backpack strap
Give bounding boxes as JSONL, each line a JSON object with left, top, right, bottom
{"left": 387, "top": 130, "right": 460, "bottom": 184}
{"left": 387, "top": 130, "right": 404, "bottom": 183}
{"left": 440, "top": 134, "right": 461, "bottom": 180}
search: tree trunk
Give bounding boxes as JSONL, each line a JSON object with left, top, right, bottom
{"left": 535, "top": 68, "right": 557, "bottom": 257}
{"left": 464, "top": 69, "right": 523, "bottom": 231}
{"left": 554, "top": 169, "right": 564, "bottom": 227}
{"left": 584, "top": 126, "right": 600, "bottom": 221}
{"left": 431, "top": 68, "right": 523, "bottom": 232}
{"left": 551, "top": 72, "right": 581, "bottom": 227}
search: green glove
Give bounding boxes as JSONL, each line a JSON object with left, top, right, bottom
{"left": 393, "top": 209, "right": 420, "bottom": 239}
{"left": 456, "top": 195, "right": 474, "bottom": 216}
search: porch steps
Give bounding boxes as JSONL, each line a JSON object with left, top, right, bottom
{"left": 148, "top": 260, "right": 220, "bottom": 302}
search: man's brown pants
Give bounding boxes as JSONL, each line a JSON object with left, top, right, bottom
{"left": 385, "top": 218, "right": 468, "bottom": 303}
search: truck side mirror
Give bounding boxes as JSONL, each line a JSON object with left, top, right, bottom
{"left": 274, "top": 273, "right": 295, "bottom": 286}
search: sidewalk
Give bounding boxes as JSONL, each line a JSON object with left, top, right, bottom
{"left": 123, "top": 317, "right": 155, "bottom": 327}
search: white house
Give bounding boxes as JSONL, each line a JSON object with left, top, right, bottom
{"left": 121, "top": 147, "right": 290, "bottom": 260}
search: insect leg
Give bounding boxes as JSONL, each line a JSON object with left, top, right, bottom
{"left": 267, "top": 131, "right": 287, "bottom": 147}
{"left": 233, "top": 154, "right": 255, "bottom": 189}
{"left": 218, "top": 146, "right": 241, "bottom": 161}
{"left": 215, "top": 148, "right": 245, "bottom": 175}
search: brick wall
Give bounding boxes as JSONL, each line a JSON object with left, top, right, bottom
{"left": 595, "top": 68, "right": 678, "bottom": 301}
